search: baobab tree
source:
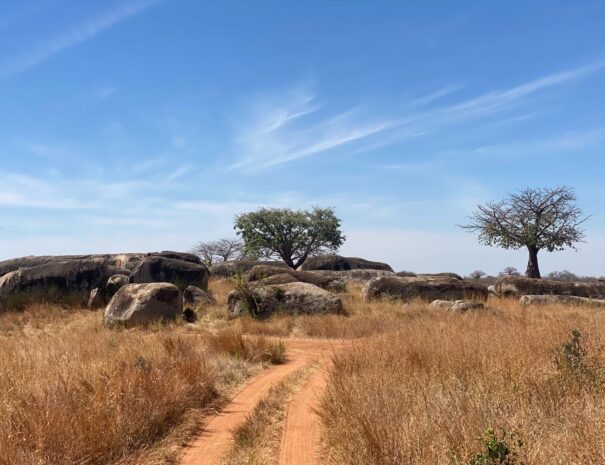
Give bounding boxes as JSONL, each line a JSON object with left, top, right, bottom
{"left": 462, "top": 186, "right": 588, "bottom": 278}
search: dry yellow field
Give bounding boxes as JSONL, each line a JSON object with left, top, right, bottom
{"left": 1, "top": 279, "right": 604, "bottom": 465}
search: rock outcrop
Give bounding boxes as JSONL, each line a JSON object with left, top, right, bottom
{"left": 363, "top": 276, "right": 488, "bottom": 302}
{"left": 183, "top": 285, "right": 216, "bottom": 308}
{"left": 147, "top": 251, "right": 201, "bottom": 264}
{"left": 307, "top": 269, "right": 394, "bottom": 285}
{"left": 130, "top": 256, "right": 209, "bottom": 290}
{"left": 430, "top": 299, "right": 486, "bottom": 312}
{"left": 300, "top": 255, "right": 393, "bottom": 272}
{"left": 255, "top": 273, "right": 301, "bottom": 286}
{"left": 0, "top": 259, "right": 108, "bottom": 298}
{"left": 209, "top": 260, "right": 289, "bottom": 278}
{"left": 418, "top": 272, "right": 464, "bottom": 281}
{"left": 227, "top": 282, "right": 343, "bottom": 318}
{"left": 0, "top": 251, "right": 199, "bottom": 279}
{"left": 246, "top": 265, "right": 346, "bottom": 292}
{"left": 519, "top": 294, "right": 605, "bottom": 308}
{"left": 104, "top": 283, "right": 182, "bottom": 326}
{"left": 496, "top": 276, "right": 605, "bottom": 299}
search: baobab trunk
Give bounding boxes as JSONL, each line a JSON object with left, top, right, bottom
{"left": 525, "top": 246, "right": 541, "bottom": 278}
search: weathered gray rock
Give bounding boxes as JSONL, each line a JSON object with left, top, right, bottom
{"left": 0, "top": 252, "right": 197, "bottom": 280}
{"left": 520, "top": 294, "right": 605, "bottom": 308}
{"left": 430, "top": 300, "right": 456, "bottom": 310}
{"left": 496, "top": 276, "right": 605, "bottom": 298}
{"left": 104, "top": 254, "right": 145, "bottom": 271}
{"left": 107, "top": 266, "right": 131, "bottom": 277}
{"left": 86, "top": 274, "right": 130, "bottom": 309}
{"left": 246, "top": 265, "right": 346, "bottom": 292}
{"left": 227, "top": 282, "right": 343, "bottom": 318}
{"left": 300, "top": 255, "right": 393, "bottom": 272}
{"left": 307, "top": 269, "right": 394, "bottom": 285}
{"left": 255, "top": 273, "right": 301, "bottom": 286}
{"left": 130, "top": 256, "right": 209, "bottom": 290}
{"left": 87, "top": 288, "right": 105, "bottom": 309}
{"left": 418, "top": 272, "right": 464, "bottom": 281}
{"left": 0, "top": 254, "right": 145, "bottom": 278}
{"left": 430, "top": 299, "right": 485, "bottom": 312}
{"left": 183, "top": 285, "right": 216, "bottom": 308}
{"left": 452, "top": 300, "right": 485, "bottom": 312}
{"left": 0, "top": 259, "right": 108, "bottom": 298}
{"left": 363, "top": 276, "right": 488, "bottom": 302}
{"left": 104, "top": 283, "right": 182, "bottom": 326}
{"left": 147, "top": 251, "right": 201, "bottom": 264}
{"left": 209, "top": 260, "right": 289, "bottom": 278}
{"left": 106, "top": 274, "right": 129, "bottom": 298}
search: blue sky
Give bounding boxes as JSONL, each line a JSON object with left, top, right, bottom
{"left": 1, "top": 0, "right": 604, "bottom": 275}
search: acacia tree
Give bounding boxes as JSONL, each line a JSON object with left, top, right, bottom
{"left": 468, "top": 270, "right": 487, "bottom": 280}
{"left": 234, "top": 207, "right": 345, "bottom": 269}
{"left": 462, "top": 186, "right": 588, "bottom": 279}
{"left": 499, "top": 266, "right": 521, "bottom": 277}
{"left": 191, "top": 238, "right": 245, "bottom": 266}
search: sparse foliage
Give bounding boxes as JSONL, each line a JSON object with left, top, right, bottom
{"left": 191, "top": 238, "right": 246, "bottom": 265}
{"left": 547, "top": 270, "right": 578, "bottom": 282}
{"left": 469, "top": 428, "right": 524, "bottom": 465}
{"left": 234, "top": 207, "right": 345, "bottom": 269}
{"left": 553, "top": 329, "right": 602, "bottom": 386}
{"left": 499, "top": 267, "right": 521, "bottom": 277}
{"left": 469, "top": 270, "right": 487, "bottom": 280}
{"left": 462, "top": 186, "right": 588, "bottom": 278}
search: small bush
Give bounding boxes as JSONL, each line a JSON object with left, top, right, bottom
{"left": 469, "top": 428, "right": 524, "bottom": 465}
{"left": 553, "top": 329, "right": 602, "bottom": 387}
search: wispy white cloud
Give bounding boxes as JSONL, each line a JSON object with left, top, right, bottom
{"left": 0, "top": 171, "right": 88, "bottom": 209}
{"left": 164, "top": 165, "right": 193, "bottom": 182}
{"left": 0, "top": 0, "right": 161, "bottom": 78}
{"left": 230, "top": 62, "right": 605, "bottom": 171}
{"left": 440, "top": 62, "right": 605, "bottom": 121}
{"left": 95, "top": 85, "right": 118, "bottom": 101}
{"left": 473, "top": 128, "right": 605, "bottom": 157}
{"left": 408, "top": 85, "right": 460, "bottom": 107}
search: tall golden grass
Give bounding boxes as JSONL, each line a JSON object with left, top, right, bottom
{"left": 4, "top": 278, "right": 605, "bottom": 465}
{"left": 0, "top": 304, "right": 281, "bottom": 465}
{"left": 318, "top": 299, "right": 605, "bottom": 464}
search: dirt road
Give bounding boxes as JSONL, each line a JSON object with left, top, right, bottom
{"left": 179, "top": 339, "right": 341, "bottom": 465}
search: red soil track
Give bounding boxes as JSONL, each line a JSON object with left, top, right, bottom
{"left": 179, "top": 339, "right": 342, "bottom": 465}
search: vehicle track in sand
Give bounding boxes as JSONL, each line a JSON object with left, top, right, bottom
{"left": 179, "top": 338, "right": 344, "bottom": 465}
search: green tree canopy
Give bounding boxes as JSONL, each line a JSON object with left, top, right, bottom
{"left": 234, "top": 207, "right": 345, "bottom": 269}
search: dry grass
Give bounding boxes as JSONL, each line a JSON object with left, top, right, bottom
{"left": 0, "top": 306, "right": 265, "bottom": 465}
{"left": 220, "top": 368, "right": 311, "bottom": 465}
{"left": 208, "top": 329, "right": 287, "bottom": 365}
{"left": 5, "top": 278, "right": 605, "bottom": 465}
{"left": 318, "top": 299, "right": 605, "bottom": 465}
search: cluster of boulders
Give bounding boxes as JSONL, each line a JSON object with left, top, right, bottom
{"left": 491, "top": 275, "right": 605, "bottom": 308}
{"left": 4, "top": 249, "right": 603, "bottom": 323}
{"left": 225, "top": 255, "right": 394, "bottom": 317}
{"left": 225, "top": 255, "right": 490, "bottom": 317}
{"left": 0, "top": 251, "right": 213, "bottom": 325}
{"left": 362, "top": 275, "right": 488, "bottom": 302}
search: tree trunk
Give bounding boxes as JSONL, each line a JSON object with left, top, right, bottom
{"left": 525, "top": 246, "right": 541, "bottom": 278}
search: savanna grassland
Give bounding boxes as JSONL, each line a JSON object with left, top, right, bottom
{"left": 1, "top": 278, "right": 605, "bottom": 465}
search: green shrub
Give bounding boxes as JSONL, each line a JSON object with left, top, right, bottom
{"left": 469, "top": 428, "right": 524, "bottom": 465}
